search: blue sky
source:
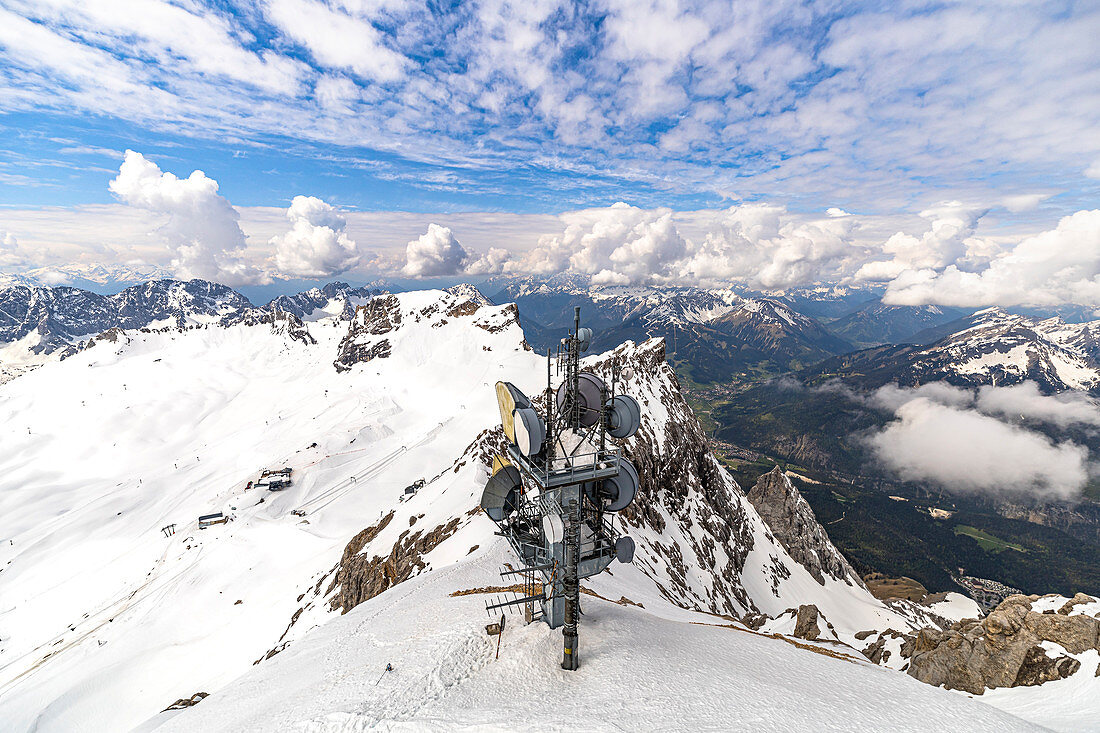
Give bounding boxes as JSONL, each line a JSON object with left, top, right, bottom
{"left": 0, "top": 0, "right": 1098, "bottom": 306}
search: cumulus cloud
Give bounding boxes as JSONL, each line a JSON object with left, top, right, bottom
{"left": 883, "top": 209, "right": 1100, "bottom": 307}
{"left": 512, "top": 202, "right": 863, "bottom": 289}
{"left": 866, "top": 397, "right": 1089, "bottom": 499}
{"left": 271, "top": 196, "right": 360, "bottom": 278}
{"left": 401, "top": 224, "right": 506, "bottom": 278}
{"left": 109, "top": 151, "right": 264, "bottom": 285}
{"left": 678, "top": 205, "right": 860, "bottom": 289}
{"left": 514, "top": 203, "right": 687, "bottom": 285}
{"left": 0, "top": 230, "right": 25, "bottom": 267}
{"left": 855, "top": 202, "right": 989, "bottom": 282}
{"left": 863, "top": 381, "right": 1099, "bottom": 498}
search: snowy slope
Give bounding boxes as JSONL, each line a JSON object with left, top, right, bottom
{"left": 146, "top": 546, "right": 1041, "bottom": 733}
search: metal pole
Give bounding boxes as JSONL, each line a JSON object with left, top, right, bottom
{"left": 561, "top": 494, "right": 580, "bottom": 670}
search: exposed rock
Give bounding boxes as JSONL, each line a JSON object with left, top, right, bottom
{"left": 328, "top": 513, "right": 462, "bottom": 614}
{"left": 226, "top": 309, "right": 316, "bottom": 345}
{"left": 1014, "top": 646, "right": 1080, "bottom": 687}
{"left": 864, "top": 573, "right": 927, "bottom": 602}
{"left": 589, "top": 339, "right": 757, "bottom": 616}
{"left": 793, "top": 604, "right": 824, "bottom": 640}
{"left": 741, "top": 612, "right": 769, "bottom": 631}
{"left": 162, "top": 692, "right": 208, "bottom": 711}
{"left": 1059, "top": 592, "right": 1096, "bottom": 615}
{"left": 906, "top": 593, "right": 1099, "bottom": 694}
{"left": 334, "top": 296, "right": 402, "bottom": 372}
{"left": 747, "top": 466, "right": 863, "bottom": 587}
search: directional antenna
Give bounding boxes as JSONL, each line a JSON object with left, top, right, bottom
{"left": 480, "top": 462, "right": 522, "bottom": 522}
{"left": 495, "top": 381, "right": 531, "bottom": 443}
{"left": 585, "top": 457, "right": 639, "bottom": 512}
{"left": 607, "top": 394, "right": 641, "bottom": 439}
{"left": 555, "top": 371, "right": 605, "bottom": 427}
{"left": 576, "top": 327, "right": 593, "bottom": 352}
{"left": 542, "top": 513, "right": 565, "bottom": 544}
{"left": 513, "top": 406, "right": 545, "bottom": 457}
{"left": 614, "top": 536, "right": 636, "bottom": 564}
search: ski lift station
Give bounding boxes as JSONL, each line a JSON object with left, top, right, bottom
{"left": 480, "top": 308, "right": 641, "bottom": 671}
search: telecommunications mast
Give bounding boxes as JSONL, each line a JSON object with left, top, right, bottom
{"left": 480, "top": 308, "right": 641, "bottom": 670}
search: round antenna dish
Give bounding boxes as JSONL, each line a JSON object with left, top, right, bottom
{"left": 615, "top": 536, "right": 636, "bottom": 564}
{"left": 576, "top": 327, "right": 593, "bottom": 352}
{"left": 494, "top": 382, "right": 531, "bottom": 443}
{"left": 607, "top": 394, "right": 641, "bottom": 439}
{"left": 480, "top": 464, "right": 521, "bottom": 522}
{"left": 512, "top": 407, "right": 545, "bottom": 456}
{"left": 555, "top": 371, "right": 606, "bottom": 427}
{"left": 542, "top": 513, "right": 565, "bottom": 544}
{"left": 585, "top": 457, "right": 639, "bottom": 512}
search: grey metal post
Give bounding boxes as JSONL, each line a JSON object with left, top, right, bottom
{"left": 561, "top": 492, "right": 580, "bottom": 670}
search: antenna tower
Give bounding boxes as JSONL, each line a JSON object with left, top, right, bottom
{"left": 480, "top": 308, "right": 641, "bottom": 670}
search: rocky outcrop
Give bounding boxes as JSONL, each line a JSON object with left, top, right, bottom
{"left": 328, "top": 512, "right": 461, "bottom": 613}
{"left": 226, "top": 309, "right": 316, "bottom": 345}
{"left": 793, "top": 604, "right": 830, "bottom": 641}
{"left": 747, "top": 466, "right": 863, "bottom": 587}
{"left": 587, "top": 339, "right": 758, "bottom": 617}
{"left": 905, "top": 593, "right": 1100, "bottom": 694}
{"left": 333, "top": 296, "right": 402, "bottom": 372}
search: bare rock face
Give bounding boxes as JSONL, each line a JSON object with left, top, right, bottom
{"left": 328, "top": 511, "right": 461, "bottom": 613}
{"left": 906, "top": 593, "right": 1099, "bottom": 694}
{"left": 588, "top": 339, "right": 758, "bottom": 617}
{"left": 793, "top": 604, "right": 824, "bottom": 640}
{"left": 747, "top": 466, "right": 862, "bottom": 587}
{"left": 227, "top": 309, "right": 316, "bottom": 345}
{"left": 334, "top": 296, "right": 402, "bottom": 372}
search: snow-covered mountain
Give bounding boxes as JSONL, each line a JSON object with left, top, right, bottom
{"left": 0, "top": 283, "right": 1094, "bottom": 731}
{"left": 486, "top": 276, "right": 851, "bottom": 381}
{"left": 806, "top": 307, "right": 1100, "bottom": 394}
{"left": 0, "top": 264, "right": 177, "bottom": 292}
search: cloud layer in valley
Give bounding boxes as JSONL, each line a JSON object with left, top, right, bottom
{"left": 863, "top": 382, "right": 1100, "bottom": 499}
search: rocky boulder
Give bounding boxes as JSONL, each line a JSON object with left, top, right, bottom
{"left": 905, "top": 593, "right": 1099, "bottom": 694}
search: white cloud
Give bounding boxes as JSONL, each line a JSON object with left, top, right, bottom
{"left": 883, "top": 209, "right": 1100, "bottom": 307}
{"left": 402, "top": 224, "right": 470, "bottom": 277}
{"left": 265, "top": 0, "right": 406, "bottom": 82}
{"left": 109, "top": 150, "right": 265, "bottom": 285}
{"left": 975, "top": 382, "right": 1100, "bottom": 429}
{"left": 1, "top": 1, "right": 1096, "bottom": 212}
{"left": 866, "top": 396, "right": 1090, "bottom": 499}
{"left": 855, "top": 202, "right": 988, "bottom": 282}
{"left": 0, "top": 230, "right": 27, "bottom": 267}
{"left": 513, "top": 203, "right": 686, "bottom": 284}
{"left": 271, "top": 196, "right": 360, "bottom": 278}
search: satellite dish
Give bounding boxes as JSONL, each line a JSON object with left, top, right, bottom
{"left": 495, "top": 381, "right": 531, "bottom": 443}
{"left": 576, "top": 327, "right": 593, "bottom": 352}
{"left": 555, "top": 371, "right": 606, "bottom": 427}
{"left": 542, "top": 513, "right": 564, "bottom": 544}
{"left": 480, "top": 463, "right": 521, "bottom": 522}
{"left": 607, "top": 394, "right": 641, "bottom": 439}
{"left": 513, "top": 407, "right": 545, "bottom": 456}
{"left": 615, "top": 536, "right": 636, "bottom": 564}
{"left": 585, "top": 457, "right": 639, "bottom": 512}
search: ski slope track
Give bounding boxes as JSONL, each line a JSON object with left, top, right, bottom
{"left": 0, "top": 284, "right": 1087, "bottom": 731}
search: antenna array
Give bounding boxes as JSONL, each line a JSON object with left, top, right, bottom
{"left": 480, "top": 307, "right": 641, "bottom": 670}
